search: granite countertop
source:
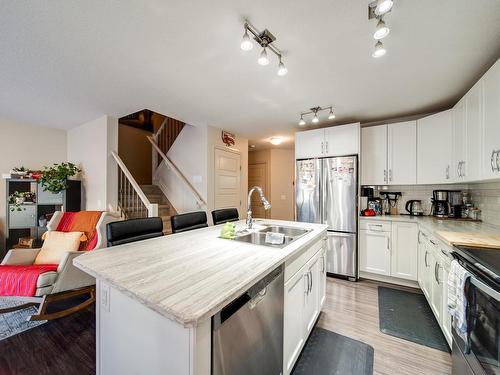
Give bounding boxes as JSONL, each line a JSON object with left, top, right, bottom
{"left": 74, "top": 219, "right": 327, "bottom": 327}
{"left": 359, "top": 215, "right": 500, "bottom": 246}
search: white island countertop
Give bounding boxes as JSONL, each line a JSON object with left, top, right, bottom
{"left": 74, "top": 219, "right": 327, "bottom": 327}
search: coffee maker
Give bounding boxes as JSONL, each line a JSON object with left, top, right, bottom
{"left": 431, "top": 190, "right": 450, "bottom": 218}
{"left": 448, "top": 190, "right": 464, "bottom": 218}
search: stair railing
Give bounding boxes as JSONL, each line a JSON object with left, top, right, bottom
{"left": 111, "top": 151, "right": 158, "bottom": 218}
{"left": 147, "top": 136, "right": 207, "bottom": 209}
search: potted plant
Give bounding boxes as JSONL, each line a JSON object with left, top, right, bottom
{"left": 10, "top": 166, "right": 29, "bottom": 179}
{"left": 39, "top": 162, "right": 81, "bottom": 194}
{"left": 8, "top": 191, "right": 35, "bottom": 211}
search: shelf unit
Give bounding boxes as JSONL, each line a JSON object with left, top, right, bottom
{"left": 4, "top": 178, "right": 81, "bottom": 256}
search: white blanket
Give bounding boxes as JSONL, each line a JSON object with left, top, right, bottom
{"left": 447, "top": 259, "right": 471, "bottom": 344}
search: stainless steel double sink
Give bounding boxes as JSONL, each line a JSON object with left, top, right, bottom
{"left": 234, "top": 224, "right": 311, "bottom": 248}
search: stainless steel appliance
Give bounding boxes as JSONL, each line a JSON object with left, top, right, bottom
{"left": 448, "top": 190, "right": 464, "bottom": 218}
{"left": 432, "top": 189, "right": 450, "bottom": 217}
{"left": 451, "top": 245, "right": 500, "bottom": 375}
{"left": 212, "top": 266, "right": 283, "bottom": 375}
{"left": 405, "top": 199, "right": 424, "bottom": 216}
{"left": 296, "top": 156, "right": 357, "bottom": 279}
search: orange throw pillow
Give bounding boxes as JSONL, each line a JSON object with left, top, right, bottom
{"left": 34, "top": 231, "right": 84, "bottom": 265}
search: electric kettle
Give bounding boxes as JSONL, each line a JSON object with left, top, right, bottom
{"left": 405, "top": 200, "right": 424, "bottom": 216}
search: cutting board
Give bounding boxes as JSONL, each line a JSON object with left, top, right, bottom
{"left": 436, "top": 231, "right": 500, "bottom": 249}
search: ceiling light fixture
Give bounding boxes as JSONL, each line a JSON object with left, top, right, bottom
{"left": 372, "top": 40, "right": 386, "bottom": 58}
{"left": 241, "top": 21, "right": 288, "bottom": 75}
{"left": 240, "top": 29, "right": 254, "bottom": 51}
{"left": 373, "top": 19, "right": 390, "bottom": 40}
{"left": 258, "top": 46, "right": 270, "bottom": 66}
{"left": 298, "top": 106, "right": 336, "bottom": 126}
{"left": 269, "top": 137, "right": 284, "bottom": 145}
{"left": 375, "top": 0, "right": 393, "bottom": 16}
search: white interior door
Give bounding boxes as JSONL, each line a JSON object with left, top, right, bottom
{"left": 214, "top": 147, "right": 241, "bottom": 213}
{"left": 248, "top": 162, "right": 269, "bottom": 218}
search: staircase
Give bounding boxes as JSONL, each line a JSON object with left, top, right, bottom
{"left": 140, "top": 184, "right": 177, "bottom": 234}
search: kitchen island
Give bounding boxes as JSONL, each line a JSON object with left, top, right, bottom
{"left": 74, "top": 219, "right": 328, "bottom": 375}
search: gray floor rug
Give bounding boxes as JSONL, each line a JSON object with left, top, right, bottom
{"left": 0, "top": 298, "right": 46, "bottom": 341}
{"left": 378, "top": 286, "right": 450, "bottom": 352}
{"left": 292, "top": 327, "right": 374, "bottom": 375}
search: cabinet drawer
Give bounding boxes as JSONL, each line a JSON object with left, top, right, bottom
{"left": 359, "top": 220, "right": 391, "bottom": 232}
{"left": 285, "top": 237, "right": 324, "bottom": 282}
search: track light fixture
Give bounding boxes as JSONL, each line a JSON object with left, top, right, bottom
{"left": 298, "top": 106, "right": 336, "bottom": 126}
{"left": 372, "top": 40, "right": 386, "bottom": 58}
{"left": 375, "top": 0, "right": 393, "bottom": 16}
{"left": 373, "top": 19, "right": 390, "bottom": 40}
{"left": 241, "top": 21, "right": 288, "bottom": 76}
{"left": 368, "top": 1, "right": 394, "bottom": 58}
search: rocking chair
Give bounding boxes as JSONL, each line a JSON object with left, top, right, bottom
{"left": 0, "top": 211, "right": 119, "bottom": 321}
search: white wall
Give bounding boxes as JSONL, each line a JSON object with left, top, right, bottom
{"left": 67, "top": 115, "right": 118, "bottom": 211}
{"left": 154, "top": 123, "right": 208, "bottom": 214}
{"left": 0, "top": 118, "right": 67, "bottom": 253}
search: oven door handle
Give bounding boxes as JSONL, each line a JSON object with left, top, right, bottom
{"left": 470, "top": 276, "right": 500, "bottom": 302}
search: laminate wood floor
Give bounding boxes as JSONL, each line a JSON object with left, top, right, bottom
{"left": 317, "top": 277, "right": 452, "bottom": 375}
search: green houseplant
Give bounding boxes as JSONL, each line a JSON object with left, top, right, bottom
{"left": 39, "top": 162, "right": 81, "bottom": 194}
{"left": 8, "top": 191, "right": 35, "bottom": 211}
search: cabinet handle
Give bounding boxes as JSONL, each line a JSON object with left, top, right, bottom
{"left": 496, "top": 150, "right": 500, "bottom": 172}
{"left": 435, "top": 263, "right": 441, "bottom": 285}
{"left": 384, "top": 169, "right": 387, "bottom": 183}
{"left": 368, "top": 224, "right": 383, "bottom": 231}
{"left": 445, "top": 165, "right": 450, "bottom": 179}
{"left": 461, "top": 161, "right": 466, "bottom": 177}
{"left": 457, "top": 162, "right": 461, "bottom": 178}
{"left": 326, "top": 141, "right": 329, "bottom": 154}
{"left": 386, "top": 236, "right": 391, "bottom": 252}
{"left": 321, "top": 142, "right": 324, "bottom": 155}
{"left": 308, "top": 270, "right": 313, "bottom": 293}
{"left": 389, "top": 169, "right": 393, "bottom": 182}
{"left": 430, "top": 239, "right": 438, "bottom": 246}
{"left": 491, "top": 150, "right": 497, "bottom": 172}
{"left": 424, "top": 251, "right": 429, "bottom": 267}
{"left": 304, "top": 272, "right": 310, "bottom": 295}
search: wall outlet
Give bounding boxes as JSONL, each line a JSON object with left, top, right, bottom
{"left": 101, "top": 283, "right": 110, "bottom": 312}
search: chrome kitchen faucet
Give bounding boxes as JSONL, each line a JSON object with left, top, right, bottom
{"left": 246, "top": 186, "right": 271, "bottom": 229}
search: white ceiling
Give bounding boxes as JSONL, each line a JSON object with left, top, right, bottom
{"left": 1, "top": 0, "right": 500, "bottom": 148}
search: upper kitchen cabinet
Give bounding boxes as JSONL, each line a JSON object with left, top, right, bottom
{"left": 361, "top": 121, "right": 416, "bottom": 185}
{"left": 295, "top": 128, "right": 325, "bottom": 159}
{"left": 482, "top": 59, "right": 500, "bottom": 179}
{"left": 465, "top": 81, "right": 483, "bottom": 181}
{"left": 417, "top": 110, "right": 453, "bottom": 184}
{"left": 295, "top": 123, "right": 360, "bottom": 160}
{"left": 361, "top": 125, "right": 387, "bottom": 185}
{"left": 452, "top": 97, "right": 467, "bottom": 181}
{"left": 387, "top": 121, "right": 417, "bottom": 185}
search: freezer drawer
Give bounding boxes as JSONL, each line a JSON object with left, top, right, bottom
{"left": 325, "top": 232, "right": 357, "bottom": 278}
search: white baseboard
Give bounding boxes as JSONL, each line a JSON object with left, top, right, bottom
{"left": 359, "top": 271, "right": 420, "bottom": 289}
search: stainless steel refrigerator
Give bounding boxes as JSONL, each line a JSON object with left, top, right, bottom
{"left": 296, "top": 156, "right": 357, "bottom": 279}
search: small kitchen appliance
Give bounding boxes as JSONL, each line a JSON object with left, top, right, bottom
{"left": 379, "top": 191, "right": 402, "bottom": 215}
{"left": 431, "top": 190, "right": 450, "bottom": 218}
{"left": 405, "top": 200, "right": 424, "bottom": 216}
{"left": 448, "top": 190, "right": 464, "bottom": 218}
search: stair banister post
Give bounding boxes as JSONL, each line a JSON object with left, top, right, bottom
{"left": 148, "top": 203, "right": 159, "bottom": 217}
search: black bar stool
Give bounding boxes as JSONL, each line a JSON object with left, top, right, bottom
{"left": 170, "top": 211, "right": 208, "bottom": 234}
{"left": 106, "top": 217, "right": 164, "bottom": 246}
{"left": 211, "top": 208, "right": 239, "bottom": 225}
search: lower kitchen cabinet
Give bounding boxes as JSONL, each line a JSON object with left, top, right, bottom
{"left": 440, "top": 259, "right": 453, "bottom": 345}
{"left": 359, "top": 225, "right": 391, "bottom": 276}
{"left": 429, "top": 247, "right": 443, "bottom": 322}
{"left": 390, "top": 222, "right": 418, "bottom": 281}
{"left": 283, "top": 239, "right": 326, "bottom": 375}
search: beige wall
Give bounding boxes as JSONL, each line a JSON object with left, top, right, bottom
{"left": 67, "top": 115, "right": 118, "bottom": 211}
{"left": 0, "top": 118, "right": 67, "bottom": 253}
{"left": 118, "top": 125, "right": 153, "bottom": 185}
{"left": 207, "top": 126, "right": 248, "bottom": 223}
{"left": 249, "top": 148, "right": 295, "bottom": 220}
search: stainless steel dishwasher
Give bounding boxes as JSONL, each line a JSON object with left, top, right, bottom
{"left": 212, "top": 265, "right": 284, "bottom": 375}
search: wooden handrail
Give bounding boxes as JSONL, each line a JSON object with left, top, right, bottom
{"left": 111, "top": 151, "right": 158, "bottom": 216}
{"left": 147, "top": 136, "right": 207, "bottom": 208}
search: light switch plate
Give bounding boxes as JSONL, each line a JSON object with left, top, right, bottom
{"left": 101, "top": 283, "right": 110, "bottom": 312}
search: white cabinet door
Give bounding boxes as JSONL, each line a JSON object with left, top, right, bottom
{"left": 324, "top": 123, "right": 360, "bottom": 157}
{"left": 303, "top": 253, "right": 320, "bottom": 335}
{"left": 295, "top": 129, "right": 325, "bottom": 159}
{"left": 387, "top": 121, "right": 417, "bottom": 185}
{"left": 283, "top": 268, "right": 306, "bottom": 375}
{"left": 429, "top": 249, "right": 443, "bottom": 322}
{"left": 441, "top": 260, "right": 452, "bottom": 346}
{"left": 417, "top": 110, "right": 453, "bottom": 184}
{"left": 417, "top": 231, "right": 428, "bottom": 296}
{"left": 453, "top": 98, "right": 467, "bottom": 181}
{"left": 359, "top": 229, "right": 391, "bottom": 276}
{"left": 482, "top": 59, "right": 500, "bottom": 179}
{"left": 390, "top": 222, "right": 418, "bottom": 281}
{"left": 361, "top": 125, "right": 387, "bottom": 185}
{"left": 465, "top": 81, "right": 483, "bottom": 181}
{"left": 318, "top": 248, "right": 326, "bottom": 308}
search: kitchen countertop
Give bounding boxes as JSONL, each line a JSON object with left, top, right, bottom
{"left": 359, "top": 215, "right": 500, "bottom": 246}
{"left": 74, "top": 219, "right": 327, "bottom": 327}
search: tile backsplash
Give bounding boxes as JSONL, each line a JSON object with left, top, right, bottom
{"left": 363, "top": 181, "right": 500, "bottom": 227}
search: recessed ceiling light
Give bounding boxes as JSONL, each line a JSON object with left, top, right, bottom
{"left": 373, "top": 19, "right": 390, "bottom": 40}
{"left": 240, "top": 29, "right": 253, "bottom": 51}
{"left": 375, "top": 0, "right": 393, "bottom": 16}
{"left": 372, "top": 40, "right": 386, "bottom": 58}
{"left": 269, "top": 137, "right": 284, "bottom": 145}
{"left": 249, "top": 144, "right": 256, "bottom": 148}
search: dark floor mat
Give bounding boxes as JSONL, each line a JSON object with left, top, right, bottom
{"left": 292, "top": 327, "right": 374, "bottom": 375}
{"left": 378, "top": 286, "right": 450, "bottom": 352}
